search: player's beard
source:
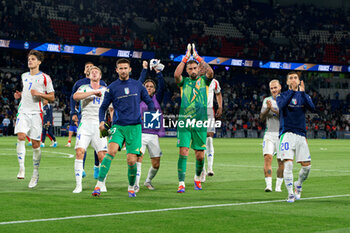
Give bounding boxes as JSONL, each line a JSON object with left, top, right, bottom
{"left": 190, "top": 72, "right": 198, "bottom": 79}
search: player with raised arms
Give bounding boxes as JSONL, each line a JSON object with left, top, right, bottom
{"left": 174, "top": 43, "right": 214, "bottom": 193}
{"left": 14, "top": 50, "right": 55, "bottom": 188}
{"left": 72, "top": 66, "right": 108, "bottom": 193}
{"left": 277, "top": 72, "right": 315, "bottom": 202}
{"left": 92, "top": 58, "right": 155, "bottom": 198}
{"left": 133, "top": 59, "right": 165, "bottom": 192}
{"left": 260, "top": 80, "right": 284, "bottom": 192}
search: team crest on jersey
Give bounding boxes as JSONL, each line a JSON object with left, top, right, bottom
{"left": 124, "top": 87, "right": 130, "bottom": 95}
{"left": 292, "top": 98, "right": 297, "bottom": 105}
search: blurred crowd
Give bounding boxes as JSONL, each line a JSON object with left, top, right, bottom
{"left": 1, "top": 0, "right": 350, "bottom": 63}
{"left": 1, "top": 51, "right": 349, "bottom": 138}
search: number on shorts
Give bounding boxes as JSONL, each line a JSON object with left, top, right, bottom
{"left": 93, "top": 97, "right": 101, "bottom": 105}
{"left": 281, "top": 142, "right": 289, "bottom": 151}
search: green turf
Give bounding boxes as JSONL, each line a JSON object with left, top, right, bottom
{"left": 0, "top": 137, "right": 349, "bottom": 232}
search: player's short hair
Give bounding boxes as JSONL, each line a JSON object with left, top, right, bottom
{"left": 269, "top": 79, "right": 280, "bottom": 86}
{"left": 116, "top": 58, "right": 130, "bottom": 67}
{"left": 144, "top": 79, "right": 156, "bottom": 89}
{"left": 28, "top": 50, "right": 44, "bottom": 62}
{"left": 186, "top": 60, "right": 198, "bottom": 67}
{"left": 85, "top": 61, "right": 94, "bottom": 66}
{"left": 89, "top": 66, "right": 102, "bottom": 75}
{"left": 286, "top": 71, "right": 300, "bottom": 79}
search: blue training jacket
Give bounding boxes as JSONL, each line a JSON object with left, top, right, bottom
{"left": 276, "top": 89, "right": 315, "bottom": 137}
{"left": 99, "top": 78, "right": 155, "bottom": 126}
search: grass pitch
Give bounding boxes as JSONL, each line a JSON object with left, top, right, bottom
{"left": 0, "top": 137, "right": 349, "bottom": 232}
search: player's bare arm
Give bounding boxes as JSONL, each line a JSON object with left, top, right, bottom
{"left": 215, "top": 92, "right": 223, "bottom": 118}
{"left": 260, "top": 100, "right": 272, "bottom": 121}
{"left": 73, "top": 90, "right": 102, "bottom": 101}
{"left": 174, "top": 43, "right": 191, "bottom": 84}
{"left": 192, "top": 43, "right": 214, "bottom": 79}
{"left": 30, "top": 89, "right": 55, "bottom": 102}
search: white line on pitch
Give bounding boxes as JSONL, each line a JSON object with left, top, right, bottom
{"left": 0, "top": 194, "right": 349, "bottom": 225}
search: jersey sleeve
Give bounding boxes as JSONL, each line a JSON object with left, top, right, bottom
{"left": 76, "top": 85, "right": 87, "bottom": 93}
{"left": 214, "top": 79, "right": 221, "bottom": 94}
{"left": 202, "top": 75, "right": 212, "bottom": 86}
{"left": 43, "top": 74, "right": 55, "bottom": 93}
{"left": 99, "top": 87, "right": 112, "bottom": 123}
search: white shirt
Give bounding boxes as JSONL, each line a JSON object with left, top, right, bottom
{"left": 18, "top": 72, "right": 55, "bottom": 114}
{"left": 261, "top": 96, "right": 279, "bottom": 135}
{"left": 77, "top": 84, "right": 107, "bottom": 122}
{"left": 207, "top": 78, "right": 221, "bottom": 108}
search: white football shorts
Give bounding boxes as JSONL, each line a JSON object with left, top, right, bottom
{"left": 75, "top": 121, "right": 107, "bottom": 152}
{"left": 140, "top": 133, "right": 162, "bottom": 158}
{"left": 262, "top": 133, "right": 281, "bottom": 159}
{"left": 15, "top": 113, "right": 43, "bottom": 141}
{"left": 279, "top": 132, "right": 311, "bottom": 162}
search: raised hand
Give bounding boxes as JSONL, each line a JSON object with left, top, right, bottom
{"left": 266, "top": 100, "right": 272, "bottom": 109}
{"left": 94, "top": 90, "right": 102, "bottom": 97}
{"left": 182, "top": 43, "right": 191, "bottom": 63}
{"left": 192, "top": 43, "right": 203, "bottom": 63}
{"left": 142, "top": 60, "right": 148, "bottom": 69}
{"left": 14, "top": 90, "right": 21, "bottom": 99}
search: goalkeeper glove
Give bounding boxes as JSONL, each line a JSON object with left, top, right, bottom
{"left": 181, "top": 43, "right": 191, "bottom": 63}
{"left": 100, "top": 122, "right": 111, "bottom": 138}
{"left": 192, "top": 43, "right": 203, "bottom": 63}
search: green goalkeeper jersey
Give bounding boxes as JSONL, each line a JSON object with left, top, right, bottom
{"left": 177, "top": 75, "right": 211, "bottom": 121}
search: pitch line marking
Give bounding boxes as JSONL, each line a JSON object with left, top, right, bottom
{"left": 2, "top": 148, "right": 74, "bottom": 158}
{"left": 0, "top": 194, "right": 349, "bottom": 225}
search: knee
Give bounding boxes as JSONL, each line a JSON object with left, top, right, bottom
{"left": 17, "top": 134, "right": 26, "bottom": 141}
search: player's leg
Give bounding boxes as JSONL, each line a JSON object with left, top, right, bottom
{"left": 26, "top": 136, "right": 32, "bottom": 146}
{"left": 124, "top": 124, "right": 142, "bottom": 197}
{"left": 280, "top": 133, "right": 296, "bottom": 202}
{"left": 16, "top": 133, "right": 27, "bottom": 179}
{"left": 15, "top": 113, "right": 30, "bottom": 178}
{"left": 206, "top": 132, "right": 215, "bottom": 176}
{"left": 41, "top": 128, "right": 47, "bottom": 147}
{"left": 93, "top": 125, "right": 122, "bottom": 196}
{"left": 192, "top": 127, "right": 207, "bottom": 190}
{"left": 91, "top": 133, "right": 109, "bottom": 192}
{"left": 144, "top": 135, "right": 162, "bottom": 190}
{"left": 294, "top": 136, "right": 312, "bottom": 200}
{"left": 134, "top": 154, "right": 143, "bottom": 192}
{"left": 48, "top": 126, "right": 57, "bottom": 147}
{"left": 275, "top": 159, "right": 284, "bottom": 192}
{"left": 93, "top": 151, "right": 99, "bottom": 179}
{"left": 177, "top": 125, "right": 191, "bottom": 193}
{"left": 29, "top": 139, "right": 41, "bottom": 188}
{"left": 65, "top": 126, "right": 75, "bottom": 147}
{"left": 263, "top": 154, "right": 273, "bottom": 192}
{"left": 73, "top": 147, "right": 86, "bottom": 193}
{"left": 194, "top": 149, "right": 205, "bottom": 190}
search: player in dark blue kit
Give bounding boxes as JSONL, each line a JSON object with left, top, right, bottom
{"left": 92, "top": 58, "right": 155, "bottom": 198}
{"left": 276, "top": 71, "right": 315, "bottom": 203}
{"left": 69, "top": 62, "right": 107, "bottom": 179}
{"left": 41, "top": 99, "right": 57, "bottom": 147}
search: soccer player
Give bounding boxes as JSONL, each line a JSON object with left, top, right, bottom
{"left": 133, "top": 60, "right": 165, "bottom": 192}
{"left": 92, "top": 58, "right": 155, "bottom": 198}
{"left": 68, "top": 62, "right": 107, "bottom": 179}
{"left": 260, "top": 80, "right": 284, "bottom": 192}
{"left": 72, "top": 66, "right": 108, "bottom": 193}
{"left": 14, "top": 50, "right": 55, "bottom": 188}
{"left": 201, "top": 77, "right": 222, "bottom": 182}
{"left": 41, "top": 99, "right": 57, "bottom": 148}
{"left": 277, "top": 72, "right": 315, "bottom": 202}
{"left": 174, "top": 43, "right": 214, "bottom": 193}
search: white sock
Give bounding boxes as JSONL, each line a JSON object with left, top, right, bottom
{"left": 96, "top": 180, "right": 104, "bottom": 188}
{"left": 265, "top": 177, "right": 272, "bottom": 188}
{"left": 206, "top": 137, "right": 214, "bottom": 170}
{"left": 17, "top": 140, "right": 26, "bottom": 170}
{"left": 276, "top": 177, "right": 284, "bottom": 189}
{"left": 128, "top": 185, "right": 135, "bottom": 191}
{"left": 296, "top": 165, "right": 311, "bottom": 187}
{"left": 135, "top": 162, "right": 142, "bottom": 186}
{"left": 179, "top": 181, "right": 185, "bottom": 187}
{"left": 32, "top": 147, "right": 41, "bottom": 177}
{"left": 194, "top": 175, "right": 201, "bottom": 181}
{"left": 284, "top": 161, "right": 294, "bottom": 195}
{"left": 146, "top": 167, "right": 158, "bottom": 183}
{"left": 74, "top": 159, "right": 83, "bottom": 186}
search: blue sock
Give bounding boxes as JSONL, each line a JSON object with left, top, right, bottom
{"left": 94, "top": 151, "right": 99, "bottom": 166}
